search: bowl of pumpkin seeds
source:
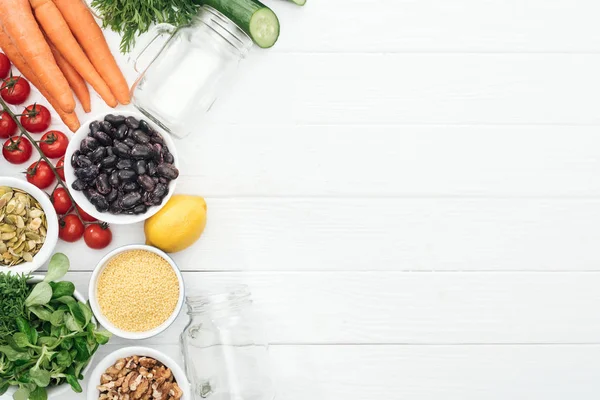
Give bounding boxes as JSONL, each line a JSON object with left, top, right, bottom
{"left": 0, "top": 177, "right": 58, "bottom": 274}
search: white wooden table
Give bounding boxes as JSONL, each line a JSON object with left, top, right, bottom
{"left": 3, "top": 0, "right": 600, "bottom": 398}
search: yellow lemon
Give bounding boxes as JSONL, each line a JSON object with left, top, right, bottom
{"left": 144, "top": 195, "right": 207, "bottom": 253}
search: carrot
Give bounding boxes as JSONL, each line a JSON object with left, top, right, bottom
{"left": 48, "top": 41, "right": 91, "bottom": 113}
{"left": 31, "top": 0, "right": 117, "bottom": 108}
{"left": 52, "top": 0, "right": 130, "bottom": 105}
{"left": 0, "top": 0, "right": 75, "bottom": 113}
{"left": 0, "top": 22, "right": 80, "bottom": 131}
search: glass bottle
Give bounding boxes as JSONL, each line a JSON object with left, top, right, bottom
{"left": 130, "top": 6, "right": 253, "bottom": 139}
{"left": 180, "top": 286, "right": 275, "bottom": 400}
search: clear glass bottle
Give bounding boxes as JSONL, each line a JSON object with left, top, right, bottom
{"left": 130, "top": 6, "right": 253, "bottom": 139}
{"left": 180, "top": 286, "right": 275, "bottom": 400}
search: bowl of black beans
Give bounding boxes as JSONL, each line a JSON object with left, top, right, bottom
{"left": 64, "top": 111, "right": 180, "bottom": 225}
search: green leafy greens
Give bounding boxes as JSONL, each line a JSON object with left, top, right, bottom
{"left": 0, "top": 253, "right": 111, "bottom": 400}
{"left": 90, "top": 0, "right": 201, "bottom": 53}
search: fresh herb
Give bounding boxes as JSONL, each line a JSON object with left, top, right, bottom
{"left": 90, "top": 0, "right": 201, "bottom": 53}
{"left": 0, "top": 253, "right": 111, "bottom": 400}
{"left": 0, "top": 273, "right": 30, "bottom": 337}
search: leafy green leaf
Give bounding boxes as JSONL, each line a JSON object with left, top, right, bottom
{"left": 64, "top": 314, "right": 82, "bottom": 332}
{"left": 55, "top": 350, "right": 72, "bottom": 367}
{"left": 37, "top": 337, "right": 56, "bottom": 347}
{"left": 73, "top": 338, "right": 89, "bottom": 362}
{"left": 12, "top": 332, "right": 30, "bottom": 348}
{"left": 49, "top": 281, "right": 75, "bottom": 299}
{"left": 60, "top": 338, "right": 73, "bottom": 350}
{"left": 49, "top": 310, "right": 65, "bottom": 327}
{"left": 65, "top": 374, "right": 82, "bottom": 393}
{"left": 0, "top": 379, "right": 9, "bottom": 395}
{"left": 13, "top": 387, "right": 30, "bottom": 400}
{"left": 29, "top": 385, "right": 48, "bottom": 400}
{"left": 93, "top": 330, "right": 111, "bottom": 345}
{"left": 0, "top": 345, "right": 29, "bottom": 361}
{"left": 25, "top": 283, "right": 52, "bottom": 307}
{"left": 52, "top": 296, "right": 75, "bottom": 305}
{"left": 67, "top": 302, "right": 86, "bottom": 327}
{"left": 30, "top": 368, "right": 50, "bottom": 387}
{"left": 28, "top": 306, "right": 52, "bottom": 322}
{"left": 78, "top": 302, "right": 93, "bottom": 326}
{"left": 43, "top": 253, "right": 69, "bottom": 283}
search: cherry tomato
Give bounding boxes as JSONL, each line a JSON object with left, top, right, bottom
{"left": 26, "top": 160, "right": 54, "bottom": 189}
{"left": 55, "top": 156, "right": 65, "bottom": 181}
{"left": 76, "top": 204, "right": 96, "bottom": 222}
{"left": 52, "top": 188, "right": 73, "bottom": 215}
{"left": 0, "top": 53, "right": 10, "bottom": 79}
{"left": 59, "top": 214, "right": 84, "bottom": 242}
{"left": 84, "top": 224, "right": 112, "bottom": 249}
{"left": 20, "top": 104, "right": 51, "bottom": 133}
{"left": 0, "top": 76, "right": 30, "bottom": 105}
{"left": 39, "top": 130, "right": 68, "bottom": 159}
{"left": 0, "top": 111, "right": 17, "bottom": 139}
{"left": 2, "top": 136, "right": 32, "bottom": 164}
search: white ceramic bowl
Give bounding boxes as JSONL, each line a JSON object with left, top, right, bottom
{"left": 88, "top": 244, "right": 185, "bottom": 340}
{"left": 2, "top": 275, "right": 94, "bottom": 399}
{"left": 86, "top": 346, "right": 191, "bottom": 400}
{"left": 0, "top": 177, "right": 58, "bottom": 275}
{"left": 64, "top": 110, "right": 179, "bottom": 225}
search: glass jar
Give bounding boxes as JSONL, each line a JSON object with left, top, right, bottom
{"left": 130, "top": 6, "right": 253, "bottom": 139}
{"left": 180, "top": 286, "right": 275, "bottom": 400}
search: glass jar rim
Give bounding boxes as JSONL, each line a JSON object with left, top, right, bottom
{"left": 196, "top": 5, "right": 253, "bottom": 56}
{"left": 186, "top": 285, "right": 252, "bottom": 314}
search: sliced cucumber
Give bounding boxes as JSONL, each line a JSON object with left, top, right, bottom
{"left": 288, "top": 0, "right": 306, "bottom": 5}
{"left": 199, "top": 0, "right": 280, "bottom": 48}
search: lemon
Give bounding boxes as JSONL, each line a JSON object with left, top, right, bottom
{"left": 144, "top": 195, "right": 207, "bottom": 253}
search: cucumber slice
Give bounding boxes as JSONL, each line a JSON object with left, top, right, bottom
{"left": 199, "top": 0, "right": 280, "bottom": 48}
{"left": 288, "top": 0, "right": 306, "bottom": 5}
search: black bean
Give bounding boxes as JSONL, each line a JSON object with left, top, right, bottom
{"left": 142, "top": 191, "right": 153, "bottom": 206}
{"left": 150, "top": 183, "right": 168, "bottom": 204}
{"left": 76, "top": 155, "right": 92, "bottom": 168}
{"left": 75, "top": 165, "right": 100, "bottom": 182}
{"left": 112, "top": 141, "right": 130, "bottom": 158}
{"left": 80, "top": 137, "right": 100, "bottom": 154}
{"left": 133, "top": 204, "right": 147, "bottom": 214}
{"left": 114, "top": 124, "right": 128, "bottom": 140}
{"left": 95, "top": 174, "right": 111, "bottom": 195}
{"left": 117, "top": 169, "right": 136, "bottom": 182}
{"left": 90, "top": 147, "right": 107, "bottom": 164}
{"left": 101, "top": 155, "right": 118, "bottom": 169}
{"left": 163, "top": 151, "right": 174, "bottom": 164}
{"left": 106, "top": 147, "right": 114, "bottom": 157}
{"left": 157, "top": 163, "right": 179, "bottom": 180}
{"left": 93, "top": 131, "right": 113, "bottom": 146}
{"left": 152, "top": 177, "right": 160, "bottom": 184}
{"left": 121, "top": 182, "right": 139, "bottom": 193}
{"left": 106, "top": 188, "right": 118, "bottom": 203}
{"left": 104, "top": 114, "right": 126, "bottom": 127}
{"left": 150, "top": 143, "right": 163, "bottom": 163}
{"left": 120, "top": 192, "right": 142, "bottom": 209}
{"left": 149, "top": 133, "right": 164, "bottom": 145}
{"left": 123, "top": 138, "right": 136, "bottom": 148}
{"left": 125, "top": 116, "right": 140, "bottom": 129}
{"left": 83, "top": 188, "right": 99, "bottom": 200}
{"left": 109, "top": 199, "right": 121, "bottom": 214}
{"left": 137, "top": 175, "right": 155, "bottom": 192}
{"left": 109, "top": 170, "right": 120, "bottom": 187}
{"left": 130, "top": 129, "right": 150, "bottom": 144}
{"left": 71, "top": 179, "right": 87, "bottom": 191}
{"left": 131, "top": 144, "right": 152, "bottom": 159}
{"left": 147, "top": 162, "right": 157, "bottom": 177}
{"left": 158, "top": 177, "right": 169, "bottom": 185}
{"left": 116, "top": 159, "right": 133, "bottom": 170}
{"left": 134, "top": 160, "right": 146, "bottom": 175}
{"left": 92, "top": 196, "right": 109, "bottom": 212}
{"left": 89, "top": 121, "right": 101, "bottom": 136}
{"left": 138, "top": 119, "right": 150, "bottom": 133}
{"left": 70, "top": 150, "right": 81, "bottom": 168}
{"left": 99, "top": 120, "right": 113, "bottom": 133}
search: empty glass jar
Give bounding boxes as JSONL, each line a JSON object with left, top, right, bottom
{"left": 130, "top": 5, "right": 253, "bottom": 139}
{"left": 180, "top": 286, "right": 275, "bottom": 400}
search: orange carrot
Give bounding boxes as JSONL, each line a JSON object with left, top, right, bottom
{"left": 0, "top": 23, "right": 80, "bottom": 131}
{"left": 48, "top": 42, "right": 91, "bottom": 113}
{"left": 52, "top": 0, "right": 130, "bottom": 105}
{"left": 0, "top": 0, "right": 75, "bottom": 112}
{"left": 31, "top": 0, "right": 117, "bottom": 108}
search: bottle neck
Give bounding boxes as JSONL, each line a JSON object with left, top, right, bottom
{"left": 186, "top": 285, "right": 252, "bottom": 316}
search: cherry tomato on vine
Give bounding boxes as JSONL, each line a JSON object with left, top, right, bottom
{"left": 0, "top": 111, "right": 17, "bottom": 139}
{"left": 0, "top": 53, "right": 10, "bottom": 79}
{"left": 39, "top": 130, "right": 68, "bottom": 158}
{"left": 59, "top": 214, "right": 84, "bottom": 242}
{"left": 76, "top": 204, "right": 96, "bottom": 222}
{"left": 52, "top": 188, "right": 73, "bottom": 215}
{"left": 84, "top": 224, "right": 112, "bottom": 249}
{"left": 26, "top": 160, "right": 54, "bottom": 189}
{"left": 55, "top": 156, "right": 65, "bottom": 181}
{"left": 2, "top": 136, "right": 32, "bottom": 164}
{"left": 20, "top": 104, "right": 51, "bottom": 133}
{"left": 1, "top": 76, "right": 30, "bottom": 105}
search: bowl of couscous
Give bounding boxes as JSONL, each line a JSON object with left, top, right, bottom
{"left": 88, "top": 244, "right": 184, "bottom": 339}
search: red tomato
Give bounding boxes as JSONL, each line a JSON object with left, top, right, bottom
{"left": 84, "top": 224, "right": 112, "bottom": 249}
{"left": 0, "top": 76, "right": 30, "bottom": 105}
{"left": 0, "top": 53, "right": 10, "bottom": 79}
{"left": 26, "top": 160, "right": 54, "bottom": 189}
{"left": 20, "top": 104, "right": 51, "bottom": 133}
{"left": 76, "top": 204, "right": 96, "bottom": 222}
{"left": 39, "top": 130, "right": 68, "bottom": 159}
{"left": 59, "top": 214, "right": 84, "bottom": 242}
{"left": 55, "top": 156, "right": 65, "bottom": 181}
{"left": 0, "top": 111, "right": 17, "bottom": 139}
{"left": 2, "top": 136, "right": 32, "bottom": 164}
{"left": 52, "top": 188, "right": 73, "bottom": 215}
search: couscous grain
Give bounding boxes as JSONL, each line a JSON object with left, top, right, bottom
{"left": 97, "top": 250, "right": 180, "bottom": 332}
